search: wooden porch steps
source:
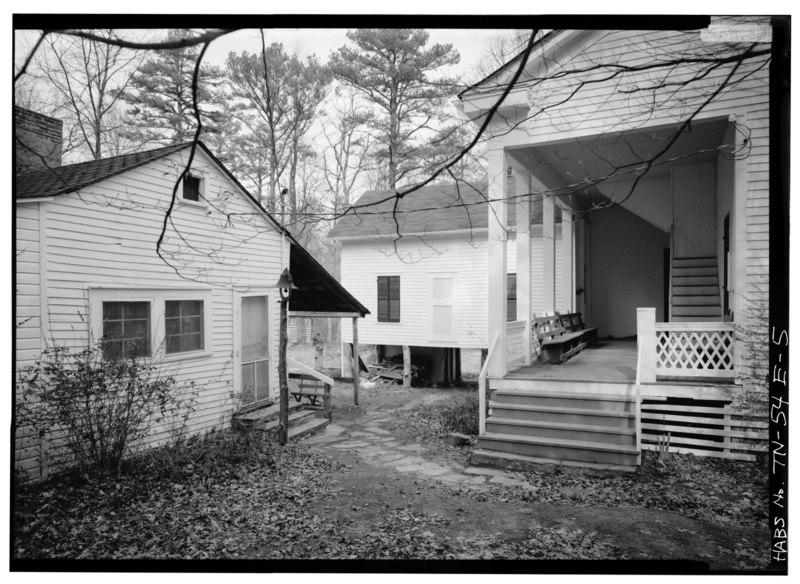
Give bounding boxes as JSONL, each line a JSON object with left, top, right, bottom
{"left": 475, "top": 384, "right": 640, "bottom": 470}
{"left": 478, "top": 431, "right": 639, "bottom": 467}
{"left": 471, "top": 448, "right": 638, "bottom": 473}
{"left": 671, "top": 256, "right": 722, "bottom": 322}
{"left": 233, "top": 401, "right": 329, "bottom": 439}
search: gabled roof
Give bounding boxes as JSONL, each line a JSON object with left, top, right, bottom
{"left": 328, "top": 177, "right": 557, "bottom": 240}
{"left": 457, "top": 30, "right": 563, "bottom": 100}
{"left": 15, "top": 140, "right": 369, "bottom": 317}
{"left": 15, "top": 143, "right": 191, "bottom": 199}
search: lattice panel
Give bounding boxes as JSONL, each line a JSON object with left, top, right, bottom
{"left": 432, "top": 305, "right": 453, "bottom": 337}
{"left": 506, "top": 321, "right": 526, "bottom": 367}
{"left": 656, "top": 329, "right": 734, "bottom": 376}
{"left": 432, "top": 278, "right": 452, "bottom": 301}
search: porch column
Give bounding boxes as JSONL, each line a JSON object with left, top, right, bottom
{"left": 542, "top": 191, "right": 556, "bottom": 314}
{"left": 515, "top": 170, "right": 533, "bottom": 365}
{"left": 560, "top": 208, "right": 574, "bottom": 312}
{"left": 487, "top": 148, "right": 509, "bottom": 377}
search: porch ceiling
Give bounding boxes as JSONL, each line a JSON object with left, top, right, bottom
{"left": 508, "top": 118, "right": 729, "bottom": 210}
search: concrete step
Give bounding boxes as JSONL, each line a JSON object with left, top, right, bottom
{"left": 671, "top": 295, "right": 721, "bottom": 306}
{"left": 489, "top": 401, "right": 636, "bottom": 428}
{"left": 470, "top": 448, "right": 638, "bottom": 473}
{"left": 486, "top": 416, "right": 636, "bottom": 445}
{"left": 478, "top": 432, "right": 640, "bottom": 466}
{"left": 672, "top": 285, "right": 720, "bottom": 296}
{"left": 673, "top": 257, "right": 717, "bottom": 268}
{"left": 672, "top": 266, "right": 718, "bottom": 278}
{"left": 288, "top": 416, "right": 330, "bottom": 441}
{"left": 492, "top": 389, "right": 633, "bottom": 412}
{"left": 671, "top": 305, "right": 722, "bottom": 317}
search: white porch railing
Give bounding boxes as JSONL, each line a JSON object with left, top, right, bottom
{"left": 478, "top": 333, "right": 500, "bottom": 435}
{"left": 637, "top": 307, "right": 736, "bottom": 382}
{"left": 505, "top": 320, "right": 527, "bottom": 369}
{"left": 655, "top": 322, "right": 735, "bottom": 378}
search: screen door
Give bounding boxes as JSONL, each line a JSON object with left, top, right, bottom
{"left": 241, "top": 296, "right": 269, "bottom": 404}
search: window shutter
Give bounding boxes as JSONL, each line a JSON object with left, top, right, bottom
{"left": 507, "top": 273, "right": 517, "bottom": 322}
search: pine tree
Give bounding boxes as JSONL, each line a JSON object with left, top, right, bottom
{"left": 329, "top": 29, "right": 460, "bottom": 190}
{"left": 121, "top": 29, "right": 223, "bottom": 148}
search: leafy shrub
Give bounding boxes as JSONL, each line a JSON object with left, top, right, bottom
{"left": 15, "top": 343, "right": 196, "bottom": 475}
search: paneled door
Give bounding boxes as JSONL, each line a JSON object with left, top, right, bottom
{"left": 241, "top": 295, "right": 269, "bottom": 404}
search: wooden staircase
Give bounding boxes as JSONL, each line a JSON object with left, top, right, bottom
{"left": 671, "top": 256, "right": 722, "bottom": 322}
{"left": 473, "top": 382, "right": 640, "bottom": 472}
{"left": 233, "top": 400, "right": 330, "bottom": 439}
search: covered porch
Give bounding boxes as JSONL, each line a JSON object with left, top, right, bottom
{"left": 485, "top": 115, "right": 745, "bottom": 382}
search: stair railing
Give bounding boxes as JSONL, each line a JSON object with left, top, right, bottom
{"left": 668, "top": 224, "right": 674, "bottom": 321}
{"left": 287, "top": 356, "right": 334, "bottom": 421}
{"left": 478, "top": 333, "right": 501, "bottom": 435}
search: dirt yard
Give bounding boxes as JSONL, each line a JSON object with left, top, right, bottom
{"left": 278, "top": 373, "right": 772, "bottom": 570}
{"left": 14, "top": 351, "right": 772, "bottom": 570}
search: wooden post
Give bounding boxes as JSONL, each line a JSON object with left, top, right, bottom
{"left": 561, "top": 208, "right": 574, "bottom": 313}
{"left": 323, "top": 383, "right": 332, "bottom": 422}
{"left": 487, "top": 148, "right": 508, "bottom": 378}
{"left": 637, "top": 307, "right": 657, "bottom": 383}
{"left": 403, "top": 345, "right": 411, "bottom": 389}
{"left": 542, "top": 191, "right": 556, "bottom": 314}
{"left": 278, "top": 295, "right": 289, "bottom": 445}
{"left": 516, "top": 173, "right": 533, "bottom": 365}
{"left": 352, "top": 317, "right": 359, "bottom": 405}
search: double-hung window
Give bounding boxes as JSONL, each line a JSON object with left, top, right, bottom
{"left": 377, "top": 276, "right": 400, "bottom": 323}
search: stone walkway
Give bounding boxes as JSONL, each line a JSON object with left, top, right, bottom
{"left": 298, "top": 411, "right": 535, "bottom": 490}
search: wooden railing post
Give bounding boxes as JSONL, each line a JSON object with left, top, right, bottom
{"left": 637, "top": 307, "right": 657, "bottom": 383}
{"left": 323, "top": 383, "right": 332, "bottom": 422}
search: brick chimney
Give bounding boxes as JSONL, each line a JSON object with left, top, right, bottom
{"left": 15, "top": 106, "right": 63, "bottom": 174}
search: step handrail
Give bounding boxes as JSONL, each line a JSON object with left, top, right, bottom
{"left": 287, "top": 356, "right": 334, "bottom": 420}
{"left": 479, "top": 332, "right": 501, "bottom": 435}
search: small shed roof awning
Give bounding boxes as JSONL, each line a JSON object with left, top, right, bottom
{"left": 289, "top": 242, "right": 369, "bottom": 317}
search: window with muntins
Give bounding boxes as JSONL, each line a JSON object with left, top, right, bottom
{"left": 165, "top": 300, "right": 204, "bottom": 354}
{"left": 183, "top": 174, "right": 201, "bottom": 201}
{"left": 377, "top": 276, "right": 400, "bottom": 322}
{"left": 102, "top": 301, "right": 151, "bottom": 359}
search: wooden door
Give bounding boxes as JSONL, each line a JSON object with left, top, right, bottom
{"left": 672, "top": 161, "right": 716, "bottom": 258}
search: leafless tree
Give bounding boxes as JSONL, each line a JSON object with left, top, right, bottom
{"left": 32, "top": 29, "right": 143, "bottom": 160}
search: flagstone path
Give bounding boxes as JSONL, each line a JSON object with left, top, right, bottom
{"left": 298, "top": 411, "right": 534, "bottom": 490}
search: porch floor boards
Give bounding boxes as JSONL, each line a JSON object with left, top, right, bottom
{"left": 505, "top": 341, "right": 637, "bottom": 384}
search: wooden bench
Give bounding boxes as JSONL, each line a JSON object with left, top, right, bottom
{"left": 534, "top": 312, "right": 598, "bottom": 364}
{"left": 289, "top": 373, "right": 327, "bottom": 407}
{"left": 558, "top": 312, "right": 598, "bottom": 346}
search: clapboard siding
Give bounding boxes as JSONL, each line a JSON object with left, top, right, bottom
{"left": 15, "top": 203, "right": 41, "bottom": 367}
{"left": 15, "top": 148, "right": 287, "bottom": 475}
{"left": 340, "top": 228, "right": 564, "bottom": 348}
